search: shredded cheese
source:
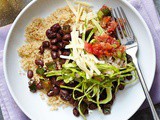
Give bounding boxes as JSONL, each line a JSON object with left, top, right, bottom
{"left": 80, "top": 11, "right": 87, "bottom": 21}
{"left": 76, "top": 6, "right": 83, "bottom": 24}
{"left": 60, "top": 55, "right": 74, "bottom": 60}
{"left": 63, "top": 0, "right": 105, "bottom": 79}
{"left": 79, "top": 24, "right": 83, "bottom": 34}
{"left": 74, "top": 1, "right": 91, "bottom": 7}
{"left": 87, "top": 12, "right": 97, "bottom": 20}
{"left": 66, "top": 0, "right": 77, "bottom": 16}
{"left": 65, "top": 44, "right": 84, "bottom": 49}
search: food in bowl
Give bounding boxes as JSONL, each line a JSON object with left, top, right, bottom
{"left": 18, "top": 1, "right": 137, "bottom": 119}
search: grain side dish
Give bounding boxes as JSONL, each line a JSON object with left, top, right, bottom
{"left": 18, "top": 1, "right": 137, "bottom": 119}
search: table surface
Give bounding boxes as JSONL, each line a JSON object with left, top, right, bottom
{"left": 0, "top": 0, "right": 160, "bottom": 120}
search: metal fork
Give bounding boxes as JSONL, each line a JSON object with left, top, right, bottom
{"left": 112, "top": 7, "right": 159, "bottom": 120}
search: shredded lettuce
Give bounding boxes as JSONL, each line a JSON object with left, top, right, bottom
{"left": 45, "top": 61, "right": 137, "bottom": 119}
{"left": 91, "top": 19, "right": 104, "bottom": 35}
{"left": 82, "top": 19, "right": 88, "bottom": 41}
{"left": 86, "top": 27, "right": 97, "bottom": 42}
{"left": 100, "top": 88, "right": 112, "bottom": 104}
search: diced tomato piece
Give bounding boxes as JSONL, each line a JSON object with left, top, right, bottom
{"left": 107, "top": 21, "right": 118, "bottom": 33}
{"left": 105, "top": 43, "right": 113, "bottom": 50}
{"left": 118, "top": 46, "right": 126, "bottom": 53}
{"left": 100, "top": 16, "right": 111, "bottom": 28}
{"left": 94, "top": 34, "right": 109, "bottom": 42}
{"left": 84, "top": 42, "right": 93, "bottom": 54}
{"left": 85, "top": 34, "right": 125, "bottom": 58}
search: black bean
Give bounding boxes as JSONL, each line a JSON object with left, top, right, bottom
{"left": 112, "top": 81, "right": 118, "bottom": 88}
{"left": 62, "top": 40, "right": 70, "bottom": 46}
{"left": 56, "top": 33, "right": 62, "bottom": 42}
{"left": 50, "top": 77, "right": 56, "bottom": 85}
{"left": 57, "top": 50, "right": 62, "bottom": 57}
{"left": 36, "top": 82, "right": 43, "bottom": 90}
{"left": 46, "top": 29, "right": 52, "bottom": 38}
{"left": 47, "top": 90, "right": 55, "bottom": 97}
{"left": 119, "top": 84, "right": 125, "bottom": 90}
{"left": 126, "top": 54, "right": 132, "bottom": 63}
{"left": 60, "top": 89, "right": 71, "bottom": 101}
{"left": 46, "top": 29, "right": 57, "bottom": 39}
{"left": 27, "top": 70, "right": 33, "bottom": 79}
{"left": 63, "top": 34, "right": 71, "bottom": 41}
{"left": 51, "top": 23, "right": 61, "bottom": 32}
{"left": 50, "top": 38, "right": 58, "bottom": 45}
{"left": 50, "top": 45, "right": 58, "bottom": 51}
{"left": 60, "top": 59, "right": 66, "bottom": 64}
{"left": 58, "top": 29, "right": 64, "bottom": 36}
{"left": 67, "top": 81, "right": 79, "bottom": 87}
{"left": 100, "top": 89, "right": 107, "bottom": 100}
{"left": 58, "top": 42, "right": 64, "bottom": 49}
{"left": 88, "top": 103, "right": 97, "bottom": 110}
{"left": 69, "top": 98, "right": 75, "bottom": 105}
{"left": 74, "top": 91, "right": 83, "bottom": 98}
{"left": 73, "top": 101, "right": 79, "bottom": 107}
{"left": 109, "top": 94, "right": 115, "bottom": 105}
{"left": 59, "top": 89, "right": 68, "bottom": 96}
{"left": 51, "top": 51, "right": 57, "bottom": 59}
{"left": 103, "top": 107, "right": 111, "bottom": 115}
{"left": 53, "top": 86, "right": 60, "bottom": 95}
{"left": 102, "top": 104, "right": 111, "bottom": 109}
{"left": 126, "top": 75, "right": 132, "bottom": 80}
{"left": 35, "top": 59, "right": 44, "bottom": 67}
{"left": 39, "top": 46, "right": 44, "bottom": 54}
{"left": 55, "top": 80, "right": 65, "bottom": 87}
{"left": 73, "top": 107, "right": 80, "bottom": 117}
{"left": 84, "top": 109, "right": 89, "bottom": 115}
{"left": 42, "top": 41, "right": 50, "bottom": 48}
{"left": 62, "top": 51, "right": 70, "bottom": 56}
{"left": 102, "top": 103, "right": 111, "bottom": 115}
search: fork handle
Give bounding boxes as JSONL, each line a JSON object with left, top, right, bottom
{"left": 133, "top": 59, "right": 159, "bottom": 120}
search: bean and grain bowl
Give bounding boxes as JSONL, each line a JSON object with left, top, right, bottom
{"left": 18, "top": 1, "right": 137, "bottom": 119}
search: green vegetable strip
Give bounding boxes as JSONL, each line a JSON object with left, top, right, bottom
{"left": 73, "top": 82, "right": 83, "bottom": 100}
{"left": 78, "top": 96, "right": 86, "bottom": 120}
{"left": 97, "top": 10, "right": 104, "bottom": 20}
{"left": 86, "top": 27, "right": 97, "bottom": 42}
{"left": 82, "top": 19, "right": 88, "bottom": 41}
{"left": 115, "top": 78, "right": 120, "bottom": 93}
{"left": 96, "top": 64, "right": 119, "bottom": 72}
{"left": 45, "top": 70, "right": 62, "bottom": 77}
{"left": 60, "top": 85, "right": 83, "bottom": 92}
{"left": 100, "top": 88, "right": 112, "bottom": 104}
{"left": 121, "top": 71, "right": 138, "bottom": 85}
{"left": 91, "top": 19, "right": 104, "bottom": 35}
{"left": 96, "top": 85, "right": 102, "bottom": 112}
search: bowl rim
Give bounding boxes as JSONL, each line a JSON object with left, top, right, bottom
{"left": 3, "top": 0, "right": 156, "bottom": 120}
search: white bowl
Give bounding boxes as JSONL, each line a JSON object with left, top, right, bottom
{"left": 3, "top": 0, "right": 156, "bottom": 120}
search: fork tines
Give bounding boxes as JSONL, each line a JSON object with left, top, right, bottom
{"left": 112, "top": 7, "right": 135, "bottom": 45}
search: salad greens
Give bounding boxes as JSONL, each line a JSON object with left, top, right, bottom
{"left": 45, "top": 60, "right": 137, "bottom": 119}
